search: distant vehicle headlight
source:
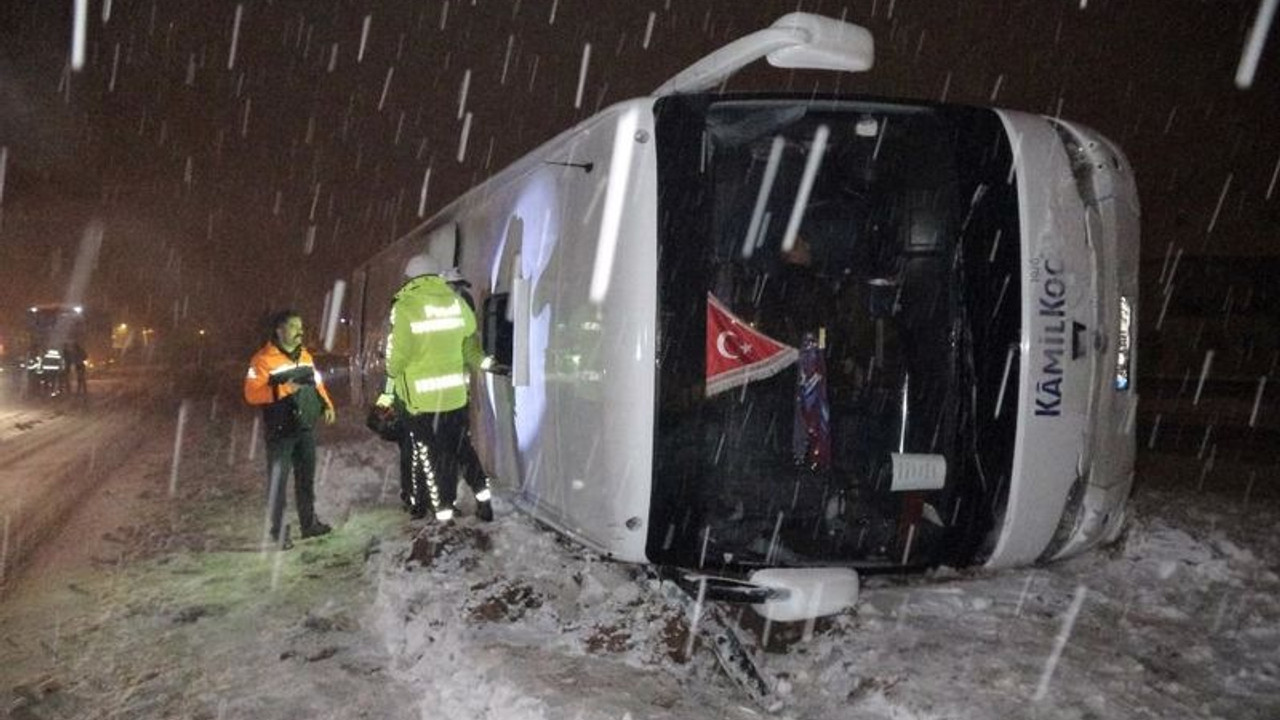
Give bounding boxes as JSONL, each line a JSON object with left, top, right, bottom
{"left": 1115, "top": 295, "right": 1132, "bottom": 391}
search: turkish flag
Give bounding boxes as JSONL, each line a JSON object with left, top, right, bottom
{"left": 705, "top": 292, "right": 798, "bottom": 397}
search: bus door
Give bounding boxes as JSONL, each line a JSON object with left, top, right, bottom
{"left": 480, "top": 215, "right": 527, "bottom": 494}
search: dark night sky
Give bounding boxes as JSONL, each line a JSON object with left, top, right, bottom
{"left": 1, "top": 0, "right": 1277, "bottom": 354}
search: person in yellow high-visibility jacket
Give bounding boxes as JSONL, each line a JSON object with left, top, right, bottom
{"left": 377, "top": 254, "right": 501, "bottom": 521}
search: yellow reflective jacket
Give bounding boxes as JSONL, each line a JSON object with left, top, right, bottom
{"left": 385, "top": 275, "right": 484, "bottom": 415}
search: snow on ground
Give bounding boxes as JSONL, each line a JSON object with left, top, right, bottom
{"left": 2, "top": 397, "right": 1278, "bottom": 719}
{"left": 349, "top": 432, "right": 1280, "bottom": 720}
{"left": 0, "top": 400, "right": 420, "bottom": 720}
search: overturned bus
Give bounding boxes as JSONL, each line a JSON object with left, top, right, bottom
{"left": 344, "top": 13, "right": 1139, "bottom": 621}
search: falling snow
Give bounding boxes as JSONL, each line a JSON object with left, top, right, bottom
{"left": 0, "top": 401, "right": 1277, "bottom": 719}
{"left": 0, "top": 0, "right": 1278, "bottom": 718}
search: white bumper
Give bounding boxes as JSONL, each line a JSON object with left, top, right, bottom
{"left": 985, "top": 112, "right": 1139, "bottom": 568}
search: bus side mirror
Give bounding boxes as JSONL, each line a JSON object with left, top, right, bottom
{"left": 483, "top": 293, "right": 514, "bottom": 366}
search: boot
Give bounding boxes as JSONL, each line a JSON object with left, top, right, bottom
{"left": 270, "top": 524, "right": 294, "bottom": 550}
{"left": 301, "top": 520, "right": 332, "bottom": 538}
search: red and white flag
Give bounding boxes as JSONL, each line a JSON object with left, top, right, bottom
{"left": 705, "top": 292, "right": 798, "bottom": 397}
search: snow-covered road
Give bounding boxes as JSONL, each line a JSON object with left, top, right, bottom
{"left": 0, "top": 374, "right": 152, "bottom": 587}
{"left": 1, "top": 391, "right": 1277, "bottom": 719}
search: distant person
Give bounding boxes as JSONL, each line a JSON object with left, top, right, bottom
{"left": 67, "top": 341, "right": 87, "bottom": 395}
{"left": 376, "top": 254, "right": 501, "bottom": 522}
{"left": 244, "top": 310, "right": 337, "bottom": 548}
{"left": 55, "top": 345, "right": 73, "bottom": 396}
{"left": 42, "top": 347, "right": 67, "bottom": 397}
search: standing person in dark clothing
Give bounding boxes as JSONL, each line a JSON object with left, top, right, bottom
{"left": 440, "top": 266, "right": 476, "bottom": 310}
{"left": 68, "top": 341, "right": 87, "bottom": 395}
{"left": 244, "top": 310, "right": 337, "bottom": 547}
{"left": 438, "top": 266, "right": 490, "bottom": 506}
{"left": 55, "top": 345, "right": 72, "bottom": 396}
{"left": 376, "top": 254, "right": 501, "bottom": 522}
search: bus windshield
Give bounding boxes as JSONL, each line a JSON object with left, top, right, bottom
{"left": 650, "top": 96, "right": 1020, "bottom": 572}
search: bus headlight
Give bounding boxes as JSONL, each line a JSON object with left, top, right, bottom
{"left": 1115, "top": 295, "right": 1132, "bottom": 391}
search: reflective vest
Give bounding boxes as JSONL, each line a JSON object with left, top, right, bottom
{"left": 40, "top": 349, "right": 66, "bottom": 372}
{"left": 385, "top": 275, "right": 484, "bottom": 415}
{"left": 244, "top": 342, "right": 335, "bottom": 436}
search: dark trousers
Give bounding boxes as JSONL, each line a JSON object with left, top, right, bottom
{"left": 403, "top": 409, "right": 488, "bottom": 513}
{"left": 397, "top": 432, "right": 413, "bottom": 509}
{"left": 265, "top": 429, "right": 318, "bottom": 537}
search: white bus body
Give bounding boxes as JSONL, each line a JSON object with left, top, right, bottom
{"left": 346, "top": 14, "right": 1139, "bottom": 615}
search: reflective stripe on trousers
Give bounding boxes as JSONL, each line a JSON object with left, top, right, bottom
{"left": 408, "top": 435, "right": 442, "bottom": 512}
{"left": 404, "top": 408, "right": 490, "bottom": 515}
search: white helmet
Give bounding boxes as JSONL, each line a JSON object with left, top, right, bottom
{"left": 404, "top": 253, "right": 442, "bottom": 278}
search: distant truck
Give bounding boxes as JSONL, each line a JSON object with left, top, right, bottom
{"left": 21, "top": 304, "right": 90, "bottom": 397}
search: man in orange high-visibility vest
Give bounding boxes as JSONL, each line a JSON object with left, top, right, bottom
{"left": 244, "top": 310, "right": 336, "bottom": 548}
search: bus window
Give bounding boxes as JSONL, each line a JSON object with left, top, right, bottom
{"left": 652, "top": 96, "right": 1021, "bottom": 572}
